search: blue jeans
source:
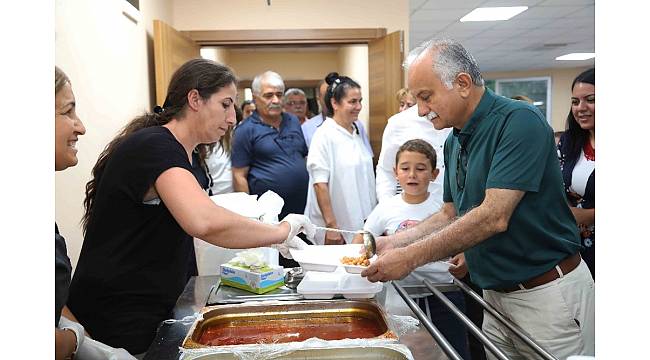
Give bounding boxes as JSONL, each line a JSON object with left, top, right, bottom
{"left": 416, "top": 290, "right": 470, "bottom": 359}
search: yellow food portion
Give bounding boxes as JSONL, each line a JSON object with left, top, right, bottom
{"left": 341, "top": 255, "right": 370, "bottom": 267}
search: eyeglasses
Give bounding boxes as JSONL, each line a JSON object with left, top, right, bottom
{"left": 456, "top": 143, "right": 468, "bottom": 191}
{"left": 286, "top": 100, "right": 306, "bottom": 106}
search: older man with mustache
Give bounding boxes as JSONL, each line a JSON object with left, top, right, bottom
{"left": 231, "top": 71, "right": 311, "bottom": 267}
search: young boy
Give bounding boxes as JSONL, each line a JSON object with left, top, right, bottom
{"left": 354, "top": 139, "right": 469, "bottom": 358}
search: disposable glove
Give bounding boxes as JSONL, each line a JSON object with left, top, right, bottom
{"left": 273, "top": 236, "right": 309, "bottom": 259}
{"left": 280, "top": 213, "right": 316, "bottom": 241}
{"left": 76, "top": 337, "right": 137, "bottom": 359}
{"left": 271, "top": 214, "right": 314, "bottom": 258}
{"left": 58, "top": 316, "right": 85, "bottom": 355}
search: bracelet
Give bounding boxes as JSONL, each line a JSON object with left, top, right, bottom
{"left": 63, "top": 327, "right": 78, "bottom": 360}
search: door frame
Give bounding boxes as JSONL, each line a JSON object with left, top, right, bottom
{"left": 161, "top": 26, "right": 403, "bottom": 163}
{"left": 182, "top": 28, "right": 387, "bottom": 46}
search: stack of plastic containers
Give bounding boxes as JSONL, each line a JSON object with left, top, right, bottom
{"left": 290, "top": 244, "right": 383, "bottom": 300}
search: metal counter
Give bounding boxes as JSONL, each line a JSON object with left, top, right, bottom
{"left": 143, "top": 276, "right": 448, "bottom": 360}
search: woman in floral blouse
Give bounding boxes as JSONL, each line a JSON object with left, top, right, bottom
{"left": 558, "top": 68, "right": 595, "bottom": 278}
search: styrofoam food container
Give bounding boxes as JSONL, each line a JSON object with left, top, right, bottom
{"left": 290, "top": 244, "right": 368, "bottom": 272}
{"left": 296, "top": 271, "right": 340, "bottom": 299}
{"left": 342, "top": 256, "right": 377, "bottom": 274}
{"left": 338, "top": 274, "right": 383, "bottom": 299}
{"left": 297, "top": 267, "right": 383, "bottom": 299}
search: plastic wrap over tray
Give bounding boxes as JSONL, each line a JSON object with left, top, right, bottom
{"left": 180, "top": 340, "right": 414, "bottom": 360}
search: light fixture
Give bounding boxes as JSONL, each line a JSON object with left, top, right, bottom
{"left": 555, "top": 53, "right": 595, "bottom": 61}
{"left": 460, "top": 6, "right": 528, "bottom": 22}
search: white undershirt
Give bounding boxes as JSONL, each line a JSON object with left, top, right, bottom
{"left": 304, "top": 118, "right": 377, "bottom": 244}
{"left": 204, "top": 146, "right": 233, "bottom": 195}
{"left": 568, "top": 149, "right": 595, "bottom": 197}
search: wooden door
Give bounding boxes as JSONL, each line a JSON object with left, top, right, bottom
{"left": 368, "top": 31, "right": 404, "bottom": 164}
{"left": 153, "top": 20, "right": 201, "bottom": 106}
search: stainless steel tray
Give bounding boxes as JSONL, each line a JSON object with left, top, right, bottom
{"left": 183, "top": 299, "right": 397, "bottom": 349}
{"left": 206, "top": 278, "right": 305, "bottom": 304}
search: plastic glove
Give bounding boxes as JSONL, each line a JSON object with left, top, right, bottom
{"left": 280, "top": 214, "right": 316, "bottom": 241}
{"left": 76, "top": 337, "right": 137, "bottom": 360}
{"left": 273, "top": 236, "right": 309, "bottom": 259}
{"left": 58, "top": 316, "right": 85, "bottom": 354}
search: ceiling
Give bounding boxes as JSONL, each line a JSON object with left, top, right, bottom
{"left": 409, "top": 0, "right": 595, "bottom": 72}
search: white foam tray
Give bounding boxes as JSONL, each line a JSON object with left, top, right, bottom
{"left": 289, "top": 244, "right": 375, "bottom": 273}
{"left": 297, "top": 267, "right": 383, "bottom": 299}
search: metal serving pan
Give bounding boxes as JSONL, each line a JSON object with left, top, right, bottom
{"left": 182, "top": 299, "right": 396, "bottom": 349}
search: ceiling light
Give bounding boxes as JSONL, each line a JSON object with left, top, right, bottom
{"left": 555, "top": 53, "right": 595, "bottom": 61}
{"left": 460, "top": 6, "right": 528, "bottom": 22}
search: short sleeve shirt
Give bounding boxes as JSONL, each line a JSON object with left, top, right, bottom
{"left": 231, "top": 111, "right": 309, "bottom": 217}
{"left": 363, "top": 192, "right": 451, "bottom": 284}
{"left": 68, "top": 126, "right": 195, "bottom": 354}
{"left": 443, "top": 88, "right": 582, "bottom": 289}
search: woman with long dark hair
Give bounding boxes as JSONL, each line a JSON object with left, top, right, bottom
{"left": 558, "top": 68, "right": 595, "bottom": 278}
{"left": 67, "top": 59, "right": 313, "bottom": 356}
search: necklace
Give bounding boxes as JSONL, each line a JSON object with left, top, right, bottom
{"left": 583, "top": 140, "right": 595, "bottom": 161}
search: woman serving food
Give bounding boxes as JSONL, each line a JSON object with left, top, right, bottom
{"left": 68, "top": 59, "right": 314, "bottom": 356}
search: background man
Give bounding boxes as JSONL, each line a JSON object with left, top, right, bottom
{"left": 283, "top": 88, "right": 309, "bottom": 125}
{"left": 362, "top": 38, "right": 594, "bottom": 359}
{"left": 231, "top": 71, "right": 310, "bottom": 267}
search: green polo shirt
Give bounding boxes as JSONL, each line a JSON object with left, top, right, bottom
{"left": 443, "top": 88, "right": 582, "bottom": 290}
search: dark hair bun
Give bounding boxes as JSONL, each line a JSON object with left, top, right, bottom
{"left": 325, "top": 72, "right": 340, "bottom": 85}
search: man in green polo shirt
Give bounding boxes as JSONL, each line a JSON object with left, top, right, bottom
{"left": 361, "top": 38, "right": 594, "bottom": 359}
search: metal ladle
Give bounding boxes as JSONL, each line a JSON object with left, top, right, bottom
{"left": 361, "top": 231, "right": 377, "bottom": 259}
{"left": 312, "top": 226, "right": 377, "bottom": 259}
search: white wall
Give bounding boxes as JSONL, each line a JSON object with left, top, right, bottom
{"left": 226, "top": 48, "right": 340, "bottom": 81}
{"left": 171, "top": 0, "right": 409, "bottom": 50}
{"left": 338, "top": 45, "right": 370, "bottom": 130}
{"left": 200, "top": 47, "right": 230, "bottom": 67}
{"left": 55, "top": 0, "right": 173, "bottom": 268}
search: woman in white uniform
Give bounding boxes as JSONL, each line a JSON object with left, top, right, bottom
{"left": 305, "top": 72, "right": 377, "bottom": 244}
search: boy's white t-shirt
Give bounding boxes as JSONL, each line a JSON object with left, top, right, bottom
{"left": 363, "top": 189, "right": 454, "bottom": 284}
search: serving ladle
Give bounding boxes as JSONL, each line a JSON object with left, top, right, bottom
{"left": 312, "top": 226, "right": 377, "bottom": 259}
{"left": 361, "top": 231, "right": 377, "bottom": 259}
